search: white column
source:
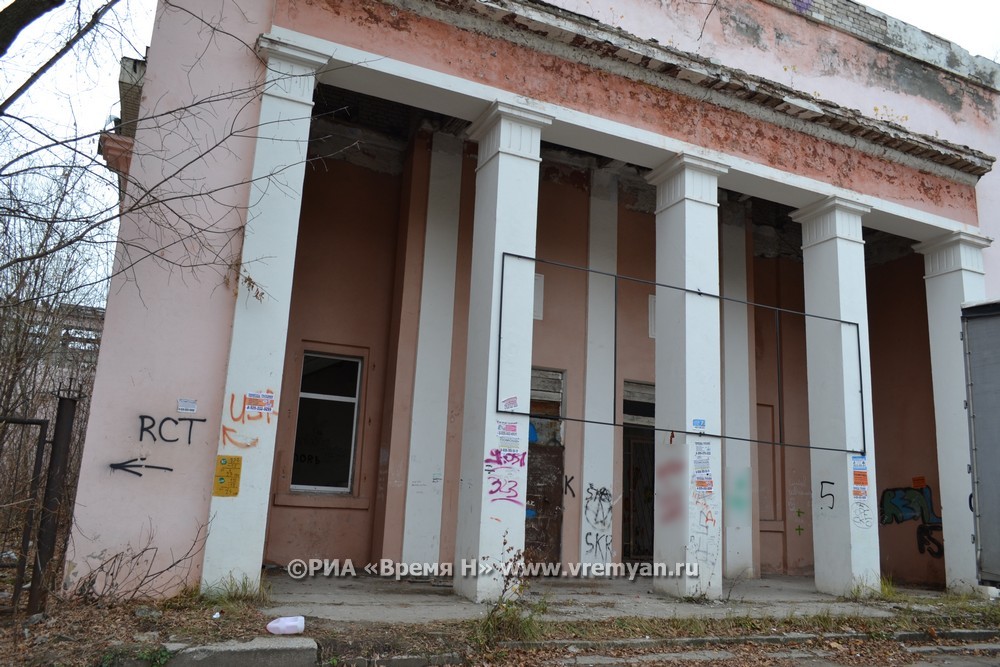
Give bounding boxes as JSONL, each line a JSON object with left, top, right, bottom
{"left": 201, "top": 36, "right": 328, "bottom": 591}
{"left": 581, "top": 169, "right": 618, "bottom": 564}
{"left": 647, "top": 154, "right": 728, "bottom": 599}
{"left": 793, "top": 197, "right": 880, "bottom": 597}
{"left": 914, "top": 231, "right": 991, "bottom": 592}
{"left": 402, "top": 133, "right": 463, "bottom": 564}
{"left": 721, "top": 208, "right": 755, "bottom": 579}
{"left": 453, "top": 102, "right": 551, "bottom": 601}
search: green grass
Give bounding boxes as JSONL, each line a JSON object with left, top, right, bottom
{"left": 200, "top": 574, "right": 271, "bottom": 605}
{"left": 472, "top": 597, "right": 546, "bottom": 647}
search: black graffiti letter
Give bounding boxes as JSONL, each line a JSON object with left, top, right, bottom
{"left": 158, "top": 417, "right": 179, "bottom": 443}
{"left": 820, "top": 481, "right": 835, "bottom": 510}
{"left": 139, "top": 415, "right": 157, "bottom": 442}
{"left": 178, "top": 417, "right": 207, "bottom": 444}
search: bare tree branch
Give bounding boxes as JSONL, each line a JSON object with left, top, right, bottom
{"left": 0, "top": 0, "right": 66, "bottom": 60}
{"left": 0, "top": 0, "right": 124, "bottom": 116}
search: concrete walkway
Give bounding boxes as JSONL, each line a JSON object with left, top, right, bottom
{"left": 154, "top": 573, "right": 998, "bottom": 666}
{"left": 262, "top": 571, "right": 911, "bottom": 622}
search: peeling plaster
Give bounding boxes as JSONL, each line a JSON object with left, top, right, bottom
{"left": 274, "top": 0, "right": 986, "bottom": 223}
{"left": 719, "top": 4, "right": 765, "bottom": 48}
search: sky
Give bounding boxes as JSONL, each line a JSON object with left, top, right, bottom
{"left": 857, "top": 0, "right": 1000, "bottom": 61}
{"left": 1, "top": 0, "right": 156, "bottom": 149}
{"left": 0, "top": 0, "right": 997, "bottom": 156}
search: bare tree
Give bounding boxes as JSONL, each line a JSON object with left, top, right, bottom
{"left": 0, "top": 0, "right": 72, "bottom": 60}
{"left": 0, "top": 0, "right": 357, "bottom": 605}
{"left": 1, "top": 0, "right": 357, "bottom": 309}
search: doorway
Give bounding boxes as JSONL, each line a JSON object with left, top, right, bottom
{"left": 623, "top": 426, "right": 654, "bottom": 562}
{"left": 525, "top": 369, "right": 564, "bottom": 565}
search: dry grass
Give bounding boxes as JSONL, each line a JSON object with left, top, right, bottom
{"left": 1, "top": 588, "right": 998, "bottom": 665}
{"left": 0, "top": 594, "right": 265, "bottom": 666}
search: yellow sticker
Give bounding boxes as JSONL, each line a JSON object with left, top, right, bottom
{"left": 213, "top": 455, "right": 242, "bottom": 497}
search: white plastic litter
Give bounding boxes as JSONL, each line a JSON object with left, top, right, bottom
{"left": 266, "top": 615, "right": 305, "bottom": 635}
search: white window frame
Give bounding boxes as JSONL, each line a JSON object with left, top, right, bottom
{"left": 290, "top": 353, "right": 362, "bottom": 493}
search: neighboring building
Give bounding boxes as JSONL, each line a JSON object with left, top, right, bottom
{"left": 72, "top": 0, "right": 1000, "bottom": 601}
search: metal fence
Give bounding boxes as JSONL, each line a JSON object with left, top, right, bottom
{"left": 0, "top": 393, "right": 78, "bottom": 615}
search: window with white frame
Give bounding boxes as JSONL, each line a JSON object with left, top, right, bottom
{"left": 291, "top": 353, "right": 362, "bottom": 492}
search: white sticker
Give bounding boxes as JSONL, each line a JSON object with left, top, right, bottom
{"left": 177, "top": 398, "right": 197, "bottom": 414}
{"left": 245, "top": 392, "right": 274, "bottom": 413}
{"left": 496, "top": 420, "right": 519, "bottom": 445}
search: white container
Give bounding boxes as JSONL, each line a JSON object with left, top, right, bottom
{"left": 266, "top": 615, "right": 305, "bottom": 635}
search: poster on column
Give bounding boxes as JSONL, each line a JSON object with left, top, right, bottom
{"left": 851, "top": 455, "right": 868, "bottom": 500}
{"left": 693, "top": 441, "right": 713, "bottom": 497}
{"left": 496, "top": 420, "right": 519, "bottom": 445}
{"left": 213, "top": 455, "right": 242, "bottom": 497}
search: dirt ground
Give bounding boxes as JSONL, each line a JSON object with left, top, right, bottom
{"left": 1, "top": 589, "right": 998, "bottom": 666}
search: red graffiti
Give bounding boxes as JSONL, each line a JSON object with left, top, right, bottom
{"left": 220, "top": 388, "right": 274, "bottom": 448}
{"left": 228, "top": 389, "right": 275, "bottom": 425}
{"left": 221, "top": 425, "right": 258, "bottom": 449}
{"left": 488, "top": 476, "right": 522, "bottom": 505}
{"left": 485, "top": 448, "right": 527, "bottom": 469}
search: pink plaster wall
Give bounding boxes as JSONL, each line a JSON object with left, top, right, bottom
{"left": 547, "top": 0, "right": 1000, "bottom": 293}
{"left": 438, "top": 143, "right": 478, "bottom": 565}
{"left": 616, "top": 193, "right": 656, "bottom": 388}
{"left": 374, "top": 133, "right": 432, "bottom": 563}
{"left": 616, "top": 191, "right": 656, "bottom": 560}
{"left": 66, "top": 0, "right": 273, "bottom": 595}
{"left": 265, "top": 157, "right": 401, "bottom": 566}
{"left": 867, "top": 254, "right": 944, "bottom": 587}
{"left": 273, "top": 0, "right": 981, "bottom": 226}
{"left": 533, "top": 162, "right": 591, "bottom": 565}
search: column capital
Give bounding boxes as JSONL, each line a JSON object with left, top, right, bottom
{"left": 645, "top": 153, "right": 729, "bottom": 187}
{"left": 466, "top": 101, "right": 553, "bottom": 166}
{"left": 256, "top": 33, "right": 330, "bottom": 105}
{"left": 913, "top": 231, "right": 992, "bottom": 279}
{"left": 646, "top": 154, "right": 728, "bottom": 214}
{"left": 793, "top": 196, "right": 870, "bottom": 248}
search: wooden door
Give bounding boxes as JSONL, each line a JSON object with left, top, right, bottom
{"left": 623, "top": 427, "right": 654, "bottom": 561}
{"left": 525, "top": 399, "right": 563, "bottom": 565}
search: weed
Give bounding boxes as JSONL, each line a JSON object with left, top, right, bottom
{"left": 201, "top": 574, "right": 271, "bottom": 605}
{"left": 69, "top": 521, "right": 208, "bottom": 604}
{"left": 804, "top": 609, "right": 836, "bottom": 632}
{"left": 720, "top": 614, "right": 764, "bottom": 634}
{"left": 880, "top": 575, "right": 897, "bottom": 600}
{"left": 843, "top": 575, "right": 918, "bottom": 604}
{"left": 672, "top": 616, "right": 707, "bottom": 636}
{"left": 844, "top": 577, "right": 883, "bottom": 602}
{"left": 472, "top": 533, "right": 544, "bottom": 648}
{"left": 98, "top": 648, "right": 124, "bottom": 667}
{"left": 136, "top": 646, "right": 173, "bottom": 667}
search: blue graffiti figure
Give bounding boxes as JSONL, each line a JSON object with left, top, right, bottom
{"left": 880, "top": 486, "right": 945, "bottom": 559}
{"left": 879, "top": 486, "right": 942, "bottom": 526}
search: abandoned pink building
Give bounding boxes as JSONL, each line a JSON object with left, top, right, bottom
{"left": 73, "top": 0, "right": 1000, "bottom": 601}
